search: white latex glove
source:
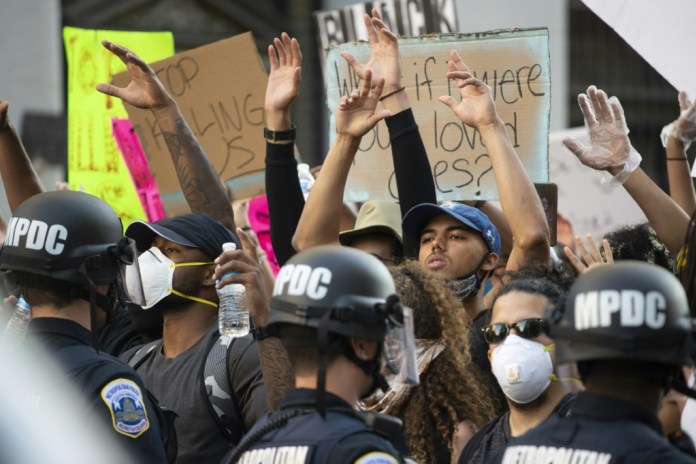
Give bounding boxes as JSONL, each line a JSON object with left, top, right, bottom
{"left": 563, "top": 85, "right": 641, "bottom": 184}
{"left": 661, "top": 91, "right": 696, "bottom": 149}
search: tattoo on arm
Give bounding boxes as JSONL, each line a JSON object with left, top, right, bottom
{"left": 161, "top": 117, "right": 235, "bottom": 230}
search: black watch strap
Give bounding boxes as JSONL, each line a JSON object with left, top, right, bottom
{"left": 251, "top": 326, "right": 270, "bottom": 341}
{"left": 264, "top": 124, "right": 296, "bottom": 142}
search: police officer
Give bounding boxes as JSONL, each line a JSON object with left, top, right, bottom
{"left": 223, "top": 245, "right": 416, "bottom": 464}
{"left": 494, "top": 261, "right": 696, "bottom": 463}
{"left": 0, "top": 191, "right": 172, "bottom": 463}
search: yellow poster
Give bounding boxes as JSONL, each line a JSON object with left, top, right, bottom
{"left": 63, "top": 26, "right": 174, "bottom": 225}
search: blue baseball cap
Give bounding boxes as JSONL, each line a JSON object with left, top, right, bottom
{"left": 402, "top": 202, "right": 501, "bottom": 254}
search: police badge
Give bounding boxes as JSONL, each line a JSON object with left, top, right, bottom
{"left": 101, "top": 379, "right": 150, "bottom": 438}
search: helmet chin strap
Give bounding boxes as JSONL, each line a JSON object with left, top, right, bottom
{"left": 76, "top": 261, "right": 102, "bottom": 351}
{"left": 342, "top": 344, "right": 388, "bottom": 398}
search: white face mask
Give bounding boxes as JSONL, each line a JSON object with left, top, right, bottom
{"left": 134, "top": 246, "right": 217, "bottom": 310}
{"left": 490, "top": 334, "right": 554, "bottom": 404}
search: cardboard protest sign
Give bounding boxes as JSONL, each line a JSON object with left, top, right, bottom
{"left": 63, "top": 26, "right": 174, "bottom": 225}
{"left": 113, "top": 32, "right": 268, "bottom": 210}
{"left": 112, "top": 118, "right": 166, "bottom": 222}
{"left": 325, "top": 29, "right": 550, "bottom": 202}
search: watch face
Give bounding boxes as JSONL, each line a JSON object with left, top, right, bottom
{"left": 264, "top": 127, "right": 296, "bottom": 141}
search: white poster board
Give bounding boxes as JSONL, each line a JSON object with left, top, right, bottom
{"left": 581, "top": 0, "right": 696, "bottom": 97}
{"left": 549, "top": 127, "right": 647, "bottom": 239}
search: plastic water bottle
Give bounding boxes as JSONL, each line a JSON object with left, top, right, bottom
{"left": 217, "top": 242, "right": 249, "bottom": 337}
{"left": 297, "top": 163, "right": 315, "bottom": 200}
{"left": 4, "top": 296, "right": 31, "bottom": 344}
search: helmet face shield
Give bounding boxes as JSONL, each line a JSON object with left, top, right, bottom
{"left": 116, "top": 238, "right": 146, "bottom": 307}
{"left": 382, "top": 305, "right": 419, "bottom": 386}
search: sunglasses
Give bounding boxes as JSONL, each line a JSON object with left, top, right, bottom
{"left": 481, "top": 318, "right": 549, "bottom": 344}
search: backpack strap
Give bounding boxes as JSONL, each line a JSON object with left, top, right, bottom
{"left": 203, "top": 334, "right": 245, "bottom": 444}
{"left": 127, "top": 340, "right": 161, "bottom": 370}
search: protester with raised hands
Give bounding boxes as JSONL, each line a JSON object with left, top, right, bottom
{"left": 403, "top": 49, "right": 550, "bottom": 307}
{"left": 292, "top": 55, "right": 394, "bottom": 259}
{"left": 563, "top": 85, "right": 689, "bottom": 256}
{"left": 96, "top": 40, "right": 235, "bottom": 232}
{"left": 96, "top": 40, "right": 296, "bottom": 462}
{"left": 263, "top": 32, "right": 306, "bottom": 267}
{"left": 292, "top": 9, "right": 436, "bottom": 259}
{"left": 662, "top": 90, "right": 696, "bottom": 216}
{"left": 564, "top": 234, "right": 613, "bottom": 275}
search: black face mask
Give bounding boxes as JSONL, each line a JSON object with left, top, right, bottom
{"left": 448, "top": 253, "right": 491, "bottom": 301}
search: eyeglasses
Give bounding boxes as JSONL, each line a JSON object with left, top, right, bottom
{"left": 481, "top": 318, "right": 548, "bottom": 344}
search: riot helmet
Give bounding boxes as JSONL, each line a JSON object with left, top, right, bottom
{"left": 266, "top": 245, "right": 418, "bottom": 412}
{"left": 549, "top": 261, "right": 693, "bottom": 369}
{"left": 0, "top": 192, "right": 144, "bottom": 335}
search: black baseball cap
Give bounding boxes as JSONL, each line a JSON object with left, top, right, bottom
{"left": 125, "top": 213, "right": 239, "bottom": 260}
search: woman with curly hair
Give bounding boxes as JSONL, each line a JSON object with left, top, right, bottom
{"left": 361, "top": 260, "right": 496, "bottom": 463}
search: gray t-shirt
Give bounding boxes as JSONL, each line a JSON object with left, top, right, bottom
{"left": 123, "top": 324, "right": 266, "bottom": 464}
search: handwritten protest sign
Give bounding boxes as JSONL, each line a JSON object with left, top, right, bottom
{"left": 63, "top": 26, "right": 174, "bottom": 225}
{"left": 325, "top": 28, "right": 550, "bottom": 202}
{"left": 112, "top": 118, "right": 166, "bottom": 222}
{"left": 113, "top": 32, "right": 267, "bottom": 210}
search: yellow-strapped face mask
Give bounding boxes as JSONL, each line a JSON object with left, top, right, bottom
{"left": 129, "top": 246, "right": 217, "bottom": 310}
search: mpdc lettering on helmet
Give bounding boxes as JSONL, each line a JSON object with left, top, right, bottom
{"left": 273, "top": 264, "right": 332, "bottom": 299}
{"left": 5, "top": 217, "right": 68, "bottom": 255}
{"left": 574, "top": 290, "right": 666, "bottom": 330}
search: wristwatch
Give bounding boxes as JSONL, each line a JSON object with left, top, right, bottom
{"left": 251, "top": 326, "right": 270, "bottom": 341}
{"left": 264, "top": 124, "right": 296, "bottom": 142}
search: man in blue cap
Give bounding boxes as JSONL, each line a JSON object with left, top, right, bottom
{"left": 402, "top": 201, "right": 501, "bottom": 306}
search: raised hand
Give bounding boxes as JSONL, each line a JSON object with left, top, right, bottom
{"left": 564, "top": 234, "right": 613, "bottom": 274}
{"left": 265, "top": 33, "right": 302, "bottom": 114}
{"left": 562, "top": 85, "right": 641, "bottom": 183}
{"left": 662, "top": 90, "right": 696, "bottom": 149}
{"left": 438, "top": 50, "right": 499, "bottom": 130}
{"left": 96, "top": 40, "right": 174, "bottom": 113}
{"left": 335, "top": 69, "right": 391, "bottom": 138}
{"left": 340, "top": 8, "right": 401, "bottom": 91}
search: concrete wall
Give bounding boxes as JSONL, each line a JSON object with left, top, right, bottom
{"left": 0, "top": 0, "right": 63, "bottom": 221}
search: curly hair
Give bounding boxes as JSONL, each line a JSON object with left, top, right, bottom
{"left": 388, "top": 260, "right": 496, "bottom": 463}
{"left": 603, "top": 222, "right": 673, "bottom": 270}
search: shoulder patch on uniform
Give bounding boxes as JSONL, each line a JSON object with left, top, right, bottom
{"left": 354, "top": 451, "right": 399, "bottom": 464}
{"left": 100, "top": 378, "right": 150, "bottom": 438}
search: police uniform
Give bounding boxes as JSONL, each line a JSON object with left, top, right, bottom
{"left": 232, "top": 388, "right": 404, "bottom": 464}
{"left": 459, "top": 393, "right": 575, "bottom": 464}
{"left": 26, "top": 317, "right": 169, "bottom": 463}
{"left": 493, "top": 391, "right": 696, "bottom": 463}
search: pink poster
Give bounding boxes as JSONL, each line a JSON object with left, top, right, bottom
{"left": 247, "top": 194, "right": 280, "bottom": 276}
{"left": 112, "top": 118, "right": 166, "bottom": 222}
